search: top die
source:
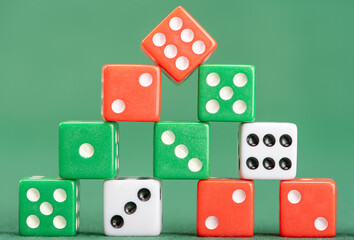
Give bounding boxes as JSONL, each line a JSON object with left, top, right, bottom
{"left": 141, "top": 6, "right": 217, "bottom": 83}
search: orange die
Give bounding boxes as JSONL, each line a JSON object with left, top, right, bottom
{"left": 101, "top": 64, "right": 161, "bottom": 122}
{"left": 280, "top": 178, "right": 336, "bottom": 237}
{"left": 141, "top": 6, "right": 217, "bottom": 84}
{"left": 197, "top": 179, "right": 254, "bottom": 237}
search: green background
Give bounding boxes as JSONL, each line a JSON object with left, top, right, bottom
{"left": 1, "top": 0, "right": 354, "bottom": 239}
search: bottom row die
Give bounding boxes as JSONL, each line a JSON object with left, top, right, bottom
{"left": 280, "top": 178, "right": 336, "bottom": 237}
{"left": 19, "top": 177, "right": 79, "bottom": 236}
{"left": 197, "top": 178, "right": 254, "bottom": 237}
{"left": 103, "top": 178, "right": 162, "bottom": 236}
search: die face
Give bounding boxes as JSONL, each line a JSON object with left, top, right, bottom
{"left": 103, "top": 178, "right": 162, "bottom": 236}
{"left": 198, "top": 65, "right": 256, "bottom": 122}
{"left": 59, "top": 121, "right": 118, "bottom": 179}
{"left": 239, "top": 122, "right": 297, "bottom": 180}
{"left": 101, "top": 64, "right": 161, "bottom": 122}
{"left": 154, "top": 122, "right": 210, "bottom": 179}
{"left": 280, "top": 179, "right": 336, "bottom": 237}
{"left": 19, "top": 177, "right": 79, "bottom": 236}
{"left": 141, "top": 6, "right": 217, "bottom": 83}
{"left": 197, "top": 179, "right": 254, "bottom": 237}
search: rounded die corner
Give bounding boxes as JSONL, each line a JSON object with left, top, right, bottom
{"left": 200, "top": 121, "right": 210, "bottom": 128}
{"left": 101, "top": 64, "right": 111, "bottom": 72}
{"left": 58, "top": 121, "right": 66, "bottom": 128}
{"left": 197, "top": 113, "right": 209, "bottom": 123}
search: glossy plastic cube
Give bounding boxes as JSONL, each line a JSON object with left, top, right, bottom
{"left": 141, "top": 6, "right": 217, "bottom": 83}
{"left": 198, "top": 64, "right": 255, "bottom": 122}
{"left": 19, "top": 177, "right": 79, "bottom": 236}
{"left": 239, "top": 122, "right": 297, "bottom": 180}
{"left": 197, "top": 178, "right": 254, "bottom": 237}
{"left": 101, "top": 64, "right": 161, "bottom": 122}
{"left": 280, "top": 178, "right": 336, "bottom": 237}
{"left": 103, "top": 178, "right": 162, "bottom": 236}
{"left": 59, "top": 121, "right": 118, "bottom": 179}
{"left": 154, "top": 122, "right": 209, "bottom": 179}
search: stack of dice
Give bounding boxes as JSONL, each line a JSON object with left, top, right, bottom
{"left": 18, "top": 6, "right": 337, "bottom": 238}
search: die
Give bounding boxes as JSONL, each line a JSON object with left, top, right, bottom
{"left": 103, "top": 178, "right": 162, "bottom": 236}
{"left": 101, "top": 64, "right": 161, "bottom": 122}
{"left": 154, "top": 122, "right": 210, "bottom": 179}
{"left": 238, "top": 122, "right": 297, "bottom": 180}
{"left": 59, "top": 121, "right": 119, "bottom": 179}
{"left": 280, "top": 178, "right": 336, "bottom": 237}
{"left": 197, "top": 178, "right": 254, "bottom": 237}
{"left": 198, "top": 64, "right": 256, "bottom": 122}
{"left": 19, "top": 176, "right": 80, "bottom": 236}
{"left": 141, "top": 6, "right": 217, "bottom": 83}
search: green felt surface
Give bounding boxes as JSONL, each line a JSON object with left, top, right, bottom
{"left": 1, "top": 0, "right": 354, "bottom": 239}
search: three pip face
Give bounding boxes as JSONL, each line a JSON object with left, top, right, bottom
{"left": 154, "top": 122, "right": 210, "bottom": 179}
{"left": 103, "top": 178, "right": 162, "bottom": 236}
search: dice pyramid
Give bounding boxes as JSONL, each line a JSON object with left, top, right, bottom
{"left": 18, "top": 6, "right": 336, "bottom": 238}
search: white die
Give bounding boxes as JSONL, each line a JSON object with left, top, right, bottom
{"left": 238, "top": 122, "right": 297, "bottom": 180}
{"left": 103, "top": 178, "right": 162, "bottom": 236}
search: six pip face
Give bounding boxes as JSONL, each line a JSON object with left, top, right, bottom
{"left": 141, "top": 6, "right": 217, "bottom": 83}
{"left": 239, "top": 122, "right": 297, "bottom": 180}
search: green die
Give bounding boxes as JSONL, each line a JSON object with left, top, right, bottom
{"left": 59, "top": 121, "right": 118, "bottom": 179}
{"left": 154, "top": 122, "right": 210, "bottom": 179}
{"left": 198, "top": 64, "right": 256, "bottom": 122}
{"left": 19, "top": 177, "right": 79, "bottom": 236}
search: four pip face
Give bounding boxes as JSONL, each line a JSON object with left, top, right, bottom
{"left": 17, "top": 5, "right": 336, "bottom": 239}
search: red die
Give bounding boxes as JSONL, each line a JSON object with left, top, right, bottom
{"left": 141, "top": 6, "right": 217, "bottom": 84}
{"left": 101, "top": 64, "right": 161, "bottom": 122}
{"left": 197, "top": 179, "right": 254, "bottom": 237}
{"left": 280, "top": 178, "right": 336, "bottom": 237}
